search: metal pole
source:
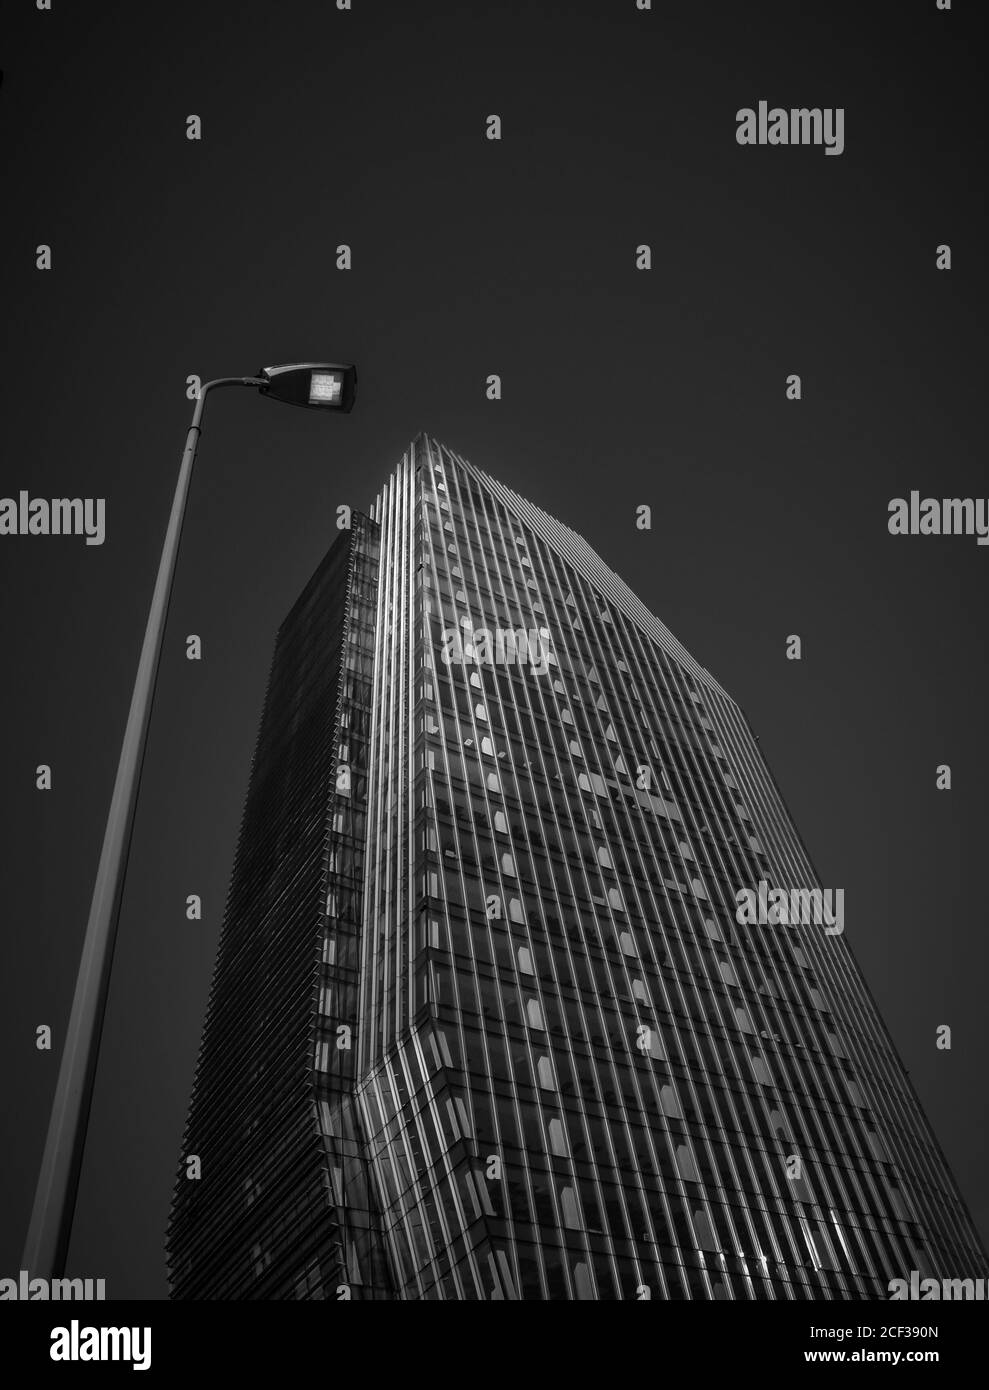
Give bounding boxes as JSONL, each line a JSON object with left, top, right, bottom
{"left": 22, "top": 376, "right": 263, "bottom": 1279}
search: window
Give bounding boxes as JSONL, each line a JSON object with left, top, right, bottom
{"left": 692, "top": 1209, "right": 719, "bottom": 1253}
{"left": 548, "top": 1117, "right": 569, "bottom": 1157}
{"left": 865, "top": 1129, "right": 887, "bottom": 1161}
{"left": 295, "top": 1259, "right": 324, "bottom": 1299}
{"left": 560, "top": 1187, "right": 581, "bottom": 1229}
{"left": 660, "top": 1084, "right": 681, "bottom": 1118}
{"left": 750, "top": 1053, "right": 773, "bottom": 1085}
{"left": 537, "top": 1056, "right": 556, "bottom": 1089}
{"left": 676, "top": 1144, "right": 699, "bottom": 1182}
{"left": 526, "top": 998, "right": 546, "bottom": 1030}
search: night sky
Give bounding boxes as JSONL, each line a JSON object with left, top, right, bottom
{"left": 1, "top": 0, "right": 985, "bottom": 1298}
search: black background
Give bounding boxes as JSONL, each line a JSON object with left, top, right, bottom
{"left": 1, "top": 0, "right": 985, "bottom": 1299}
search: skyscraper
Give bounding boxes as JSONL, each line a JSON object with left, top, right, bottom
{"left": 166, "top": 434, "right": 987, "bottom": 1300}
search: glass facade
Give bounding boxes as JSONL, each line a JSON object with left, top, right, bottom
{"left": 167, "top": 435, "right": 988, "bottom": 1300}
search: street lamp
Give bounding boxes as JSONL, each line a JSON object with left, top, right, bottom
{"left": 22, "top": 362, "right": 357, "bottom": 1281}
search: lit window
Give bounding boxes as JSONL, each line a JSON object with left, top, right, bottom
{"left": 660, "top": 1084, "right": 681, "bottom": 1118}
{"left": 560, "top": 1187, "right": 581, "bottom": 1229}
{"left": 548, "top": 1117, "right": 569, "bottom": 1157}
{"left": 537, "top": 1056, "right": 556, "bottom": 1089}
{"left": 676, "top": 1144, "right": 699, "bottom": 1182}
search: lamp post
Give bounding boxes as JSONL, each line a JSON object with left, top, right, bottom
{"left": 22, "top": 363, "right": 357, "bottom": 1280}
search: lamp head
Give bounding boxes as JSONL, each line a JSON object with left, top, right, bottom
{"left": 257, "top": 362, "right": 357, "bottom": 413}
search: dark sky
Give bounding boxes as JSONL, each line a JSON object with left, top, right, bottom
{"left": 1, "top": 0, "right": 985, "bottom": 1298}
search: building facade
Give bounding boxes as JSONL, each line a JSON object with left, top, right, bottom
{"left": 167, "top": 434, "right": 987, "bottom": 1300}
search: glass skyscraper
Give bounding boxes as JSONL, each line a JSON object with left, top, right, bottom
{"left": 166, "top": 434, "right": 987, "bottom": 1300}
